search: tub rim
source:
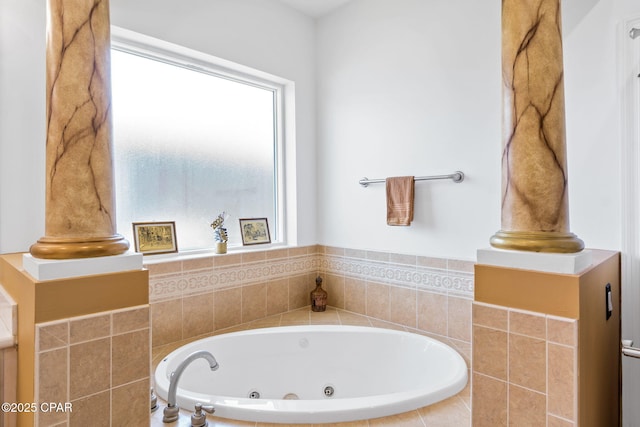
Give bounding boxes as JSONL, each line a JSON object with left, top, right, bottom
{"left": 154, "top": 324, "right": 468, "bottom": 424}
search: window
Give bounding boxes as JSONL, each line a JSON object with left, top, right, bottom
{"left": 110, "top": 29, "right": 288, "bottom": 252}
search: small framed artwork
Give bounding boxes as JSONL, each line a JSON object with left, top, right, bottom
{"left": 239, "top": 218, "right": 271, "bottom": 245}
{"left": 132, "top": 221, "right": 178, "bottom": 255}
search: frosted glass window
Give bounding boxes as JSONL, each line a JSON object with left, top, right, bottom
{"left": 111, "top": 49, "right": 279, "bottom": 250}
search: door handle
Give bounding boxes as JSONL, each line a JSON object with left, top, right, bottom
{"left": 622, "top": 340, "right": 640, "bottom": 358}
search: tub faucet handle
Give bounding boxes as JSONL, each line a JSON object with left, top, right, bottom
{"left": 150, "top": 387, "right": 158, "bottom": 412}
{"left": 191, "top": 403, "right": 215, "bottom": 427}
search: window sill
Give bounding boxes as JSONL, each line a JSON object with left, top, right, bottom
{"left": 138, "top": 242, "right": 290, "bottom": 265}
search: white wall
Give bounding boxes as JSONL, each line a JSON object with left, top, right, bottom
{"left": 0, "top": 0, "right": 46, "bottom": 254}
{"left": 564, "top": 0, "right": 623, "bottom": 254}
{"left": 316, "top": 0, "right": 501, "bottom": 260}
{"left": 0, "top": 0, "right": 317, "bottom": 252}
{"left": 316, "top": 0, "right": 635, "bottom": 260}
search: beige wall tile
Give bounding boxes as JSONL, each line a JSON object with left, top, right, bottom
{"left": 241, "top": 251, "right": 266, "bottom": 263}
{"left": 345, "top": 248, "right": 367, "bottom": 259}
{"left": 389, "top": 286, "right": 417, "bottom": 328}
{"left": 324, "top": 273, "right": 345, "bottom": 309}
{"left": 417, "top": 291, "right": 447, "bottom": 336}
{"left": 548, "top": 343, "right": 576, "bottom": 421}
{"left": 417, "top": 256, "right": 447, "bottom": 269}
{"left": 366, "top": 250, "right": 389, "bottom": 262}
{"left": 112, "top": 329, "right": 150, "bottom": 387}
{"left": 389, "top": 253, "right": 417, "bottom": 266}
{"left": 368, "top": 409, "right": 425, "bottom": 427}
{"left": 344, "top": 277, "right": 366, "bottom": 315}
{"left": 472, "top": 373, "right": 507, "bottom": 427}
{"left": 288, "top": 274, "right": 313, "bottom": 310}
{"left": 366, "top": 282, "right": 390, "bottom": 321}
{"left": 242, "top": 283, "right": 267, "bottom": 323}
{"left": 151, "top": 300, "right": 182, "bottom": 347}
{"left": 473, "top": 303, "right": 507, "bottom": 331}
{"left": 547, "top": 317, "right": 577, "bottom": 346}
{"left": 37, "top": 348, "right": 68, "bottom": 426}
{"left": 419, "top": 395, "right": 470, "bottom": 427}
{"left": 369, "top": 318, "right": 406, "bottom": 331}
{"left": 309, "top": 308, "right": 340, "bottom": 325}
{"left": 509, "top": 310, "right": 546, "bottom": 340}
{"left": 508, "top": 384, "right": 546, "bottom": 427}
{"left": 3, "top": 347, "right": 17, "bottom": 407}
{"left": 34, "top": 306, "right": 153, "bottom": 427}
{"left": 182, "top": 292, "right": 214, "bottom": 339}
{"left": 182, "top": 256, "right": 213, "bottom": 271}
{"left": 288, "top": 246, "right": 311, "bottom": 257}
{"left": 70, "top": 313, "right": 111, "bottom": 344}
{"left": 266, "top": 248, "right": 289, "bottom": 259}
{"left": 70, "top": 390, "right": 110, "bottom": 427}
{"left": 69, "top": 337, "right": 110, "bottom": 400}
{"left": 324, "top": 246, "right": 345, "bottom": 256}
{"left": 448, "top": 297, "right": 471, "bottom": 342}
{"left": 37, "top": 321, "right": 68, "bottom": 352}
{"left": 280, "top": 308, "right": 310, "bottom": 325}
{"left": 473, "top": 325, "right": 507, "bottom": 380}
{"left": 337, "top": 310, "right": 372, "bottom": 326}
{"left": 509, "top": 334, "right": 546, "bottom": 392}
{"left": 450, "top": 341, "right": 472, "bottom": 368}
{"left": 447, "top": 259, "right": 475, "bottom": 273}
{"left": 111, "top": 378, "right": 150, "bottom": 427}
{"left": 145, "top": 261, "right": 181, "bottom": 276}
{"left": 112, "top": 306, "right": 150, "bottom": 335}
{"left": 266, "top": 279, "right": 288, "bottom": 316}
{"left": 246, "top": 314, "right": 282, "bottom": 329}
{"left": 212, "top": 253, "right": 242, "bottom": 267}
{"left": 215, "top": 287, "right": 242, "bottom": 330}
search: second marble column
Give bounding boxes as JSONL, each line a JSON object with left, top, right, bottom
{"left": 490, "top": 0, "right": 584, "bottom": 253}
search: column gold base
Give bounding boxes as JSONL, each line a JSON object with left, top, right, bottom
{"left": 29, "top": 235, "right": 130, "bottom": 259}
{"left": 490, "top": 230, "right": 584, "bottom": 254}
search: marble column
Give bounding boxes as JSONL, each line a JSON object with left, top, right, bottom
{"left": 490, "top": 0, "right": 584, "bottom": 253}
{"left": 29, "top": 0, "right": 129, "bottom": 259}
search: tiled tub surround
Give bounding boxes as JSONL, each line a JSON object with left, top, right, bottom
{"left": 472, "top": 302, "right": 578, "bottom": 426}
{"left": 473, "top": 250, "right": 621, "bottom": 427}
{"left": 1, "top": 346, "right": 17, "bottom": 427}
{"left": 147, "top": 245, "right": 475, "bottom": 347}
{"left": 151, "top": 307, "right": 472, "bottom": 427}
{"left": 148, "top": 246, "right": 320, "bottom": 346}
{"left": 147, "top": 245, "right": 474, "bottom": 426}
{"left": 35, "top": 305, "right": 150, "bottom": 427}
{"left": 319, "top": 247, "right": 474, "bottom": 341}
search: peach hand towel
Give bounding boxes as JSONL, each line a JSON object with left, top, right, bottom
{"left": 386, "top": 176, "right": 415, "bottom": 226}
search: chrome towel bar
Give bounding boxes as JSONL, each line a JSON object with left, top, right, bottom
{"left": 359, "top": 171, "right": 464, "bottom": 187}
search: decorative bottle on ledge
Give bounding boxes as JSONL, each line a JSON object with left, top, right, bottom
{"left": 310, "top": 276, "right": 327, "bottom": 312}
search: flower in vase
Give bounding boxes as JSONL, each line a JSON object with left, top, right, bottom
{"left": 210, "top": 212, "right": 229, "bottom": 243}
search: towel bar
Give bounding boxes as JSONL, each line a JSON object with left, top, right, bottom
{"left": 358, "top": 171, "right": 464, "bottom": 187}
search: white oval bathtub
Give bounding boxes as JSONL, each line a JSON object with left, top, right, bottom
{"left": 154, "top": 325, "right": 467, "bottom": 424}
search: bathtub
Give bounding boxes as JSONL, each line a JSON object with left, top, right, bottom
{"left": 154, "top": 325, "right": 468, "bottom": 424}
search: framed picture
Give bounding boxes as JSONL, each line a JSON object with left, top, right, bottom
{"left": 239, "top": 218, "right": 271, "bottom": 245}
{"left": 132, "top": 221, "right": 178, "bottom": 255}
